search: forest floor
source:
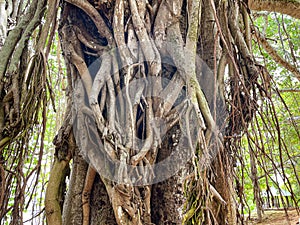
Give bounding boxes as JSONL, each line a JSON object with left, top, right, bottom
{"left": 248, "top": 209, "right": 299, "bottom": 225}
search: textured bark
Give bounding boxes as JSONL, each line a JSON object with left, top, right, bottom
{"left": 151, "top": 126, "right": 190, "bottom": 224}
{"left": 89, "top": 175, "right": 117, "bottom": 225}
{"left": 151, "top": 174, "right": 186, "bottom": 225}
{"left": 62, "top": 152, "right": 117, "bottom": 225}
{"left": 62, "top": 152, "right": 88, "bottom": 225}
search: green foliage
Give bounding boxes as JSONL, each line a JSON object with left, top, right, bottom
{"left": 253, "top": 13, "right": 300, "bottom": 85}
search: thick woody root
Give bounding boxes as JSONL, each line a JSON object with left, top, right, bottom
{"left": 82, "top": 167, "right": 97, "bottom": 225}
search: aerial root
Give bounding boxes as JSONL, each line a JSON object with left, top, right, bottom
{"left": 82, "top": 167, "right": 96, "bottom": 225}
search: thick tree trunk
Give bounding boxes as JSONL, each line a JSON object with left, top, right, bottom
{"left": 151, "top": 175, "right": 185, "bottom": 224}
{"left": 46, "top": 0, "right": 265, "bottom": 224}
{"left": 150, "top": 126, "right": 190, "bottom": 224}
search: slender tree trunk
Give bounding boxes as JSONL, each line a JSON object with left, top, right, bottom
{"left": 249, "top": 144, "right": 264, "bottom": 222}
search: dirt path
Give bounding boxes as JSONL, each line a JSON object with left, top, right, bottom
{"left": 248, "top": 209, "right": 299, "bottom": 225}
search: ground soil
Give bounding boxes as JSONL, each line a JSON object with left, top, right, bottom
{"left": 248, "top": 209, "right": 299, "bottom": 225}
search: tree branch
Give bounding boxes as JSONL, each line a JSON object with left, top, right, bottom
{"left": 248, "top": 0, "right": 300, "bottom": 19}
{"left": 253, "top": 28, "right": 300, "bottom": 82}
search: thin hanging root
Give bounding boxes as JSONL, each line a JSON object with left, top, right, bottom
{"left": 99, "top": 85, "right": 107, "bottom": 112}
{"left": 209, "top": 0, "right": 240, "bottom": 75}
{"left": 158, "top": 71, "right": 185, "bottom": 117}
{"left": 82, "top": 166, "right": 96, "bottom": 225}
{"left": 143, "top": 186, "right": 151, "bottom": 217}
{"left": 217, "top": 52, "right": 227, "bottom": 100}
{"left": 71, "top": 48, "right": 93, "bottom": 96}
{"left": 37, "top": 0, "right": 59, "bottom": 51}
{"left": 185, "top": 102, "right": 195, "bottom": 152}
{"left": 0, "top": 163, "right": 5, "bottom": 208}
{"left": 241, "top": 4, "right": 252, "bottom": 51}
{"left": 130, "top": 133, "right": 153, "bottom": 166}
{"left": 185, "top": 0, "right": 201, "bottom": 51}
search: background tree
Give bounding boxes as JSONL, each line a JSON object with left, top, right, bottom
{"left": 0, "top": 0, "right": 60, "bottom": 223}
{"left": 0, "top": 0, "right": 299, "bottom": 225}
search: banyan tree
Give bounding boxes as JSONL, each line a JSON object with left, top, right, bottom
{"left": 0, "top": 0, "right": 299, "bottom": 224}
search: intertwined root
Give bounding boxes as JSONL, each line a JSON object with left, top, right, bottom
{"left": 60, "top": 0, "right": 264, "bottom": 224}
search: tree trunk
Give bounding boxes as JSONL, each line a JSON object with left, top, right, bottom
{"left": 45, "top": 0, "right": 271, "bottom": 224}
{"left": 249, "top": 144, "right": 263, "bottom": 222}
